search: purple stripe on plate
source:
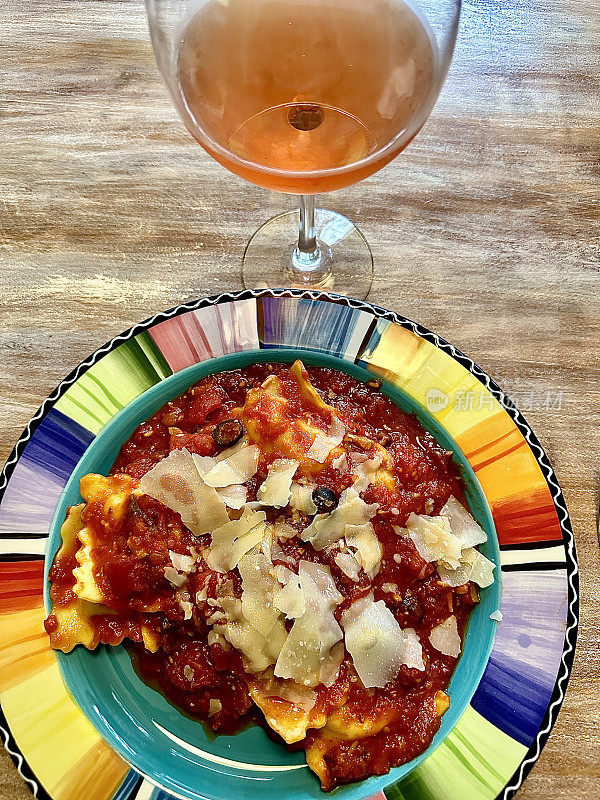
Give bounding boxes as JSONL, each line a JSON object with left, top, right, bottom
{"left": 260, "top": 296, "right": 374, "bottom": 359}
{"left": 0, "top": 460, "right": 65, "bottom": 535}
{"left": 471, "top": 569, "right": 568, "bottom": 745}
{"left": 0, "top": 409, "right": 94, "bottom": 535}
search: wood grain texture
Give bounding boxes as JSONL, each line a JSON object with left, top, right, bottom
{"left": 0, "top": 0, "right": 599, "bottom": 798}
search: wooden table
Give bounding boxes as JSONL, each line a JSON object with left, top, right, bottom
{"left": 1, "top": 0, "right": 599, "bottom": 798}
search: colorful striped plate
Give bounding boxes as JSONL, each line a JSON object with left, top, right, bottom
{"left": 0, "top": 289, "right": 578, "bottom": 800}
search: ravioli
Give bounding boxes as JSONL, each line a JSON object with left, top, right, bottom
{"left": 241, "top": 360, "right": 346, "bottom": 471}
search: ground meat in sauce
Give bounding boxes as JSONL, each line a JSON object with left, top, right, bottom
{"left": 46, "top": 363, "right": 479, "bottom": 790}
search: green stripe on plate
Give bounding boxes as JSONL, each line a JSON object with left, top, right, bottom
{"left": 55, "top": 333, "right": 173, "bottom": 433}
{"left": 385, "top": 706, "right": 527, "bottom": 800}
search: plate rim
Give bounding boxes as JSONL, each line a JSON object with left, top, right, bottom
{"left": 0, "top": 287, "right": 579, "bottom": 800}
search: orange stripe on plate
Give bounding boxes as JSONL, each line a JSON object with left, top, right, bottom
{"left": 0, "top": 561, "right": 45, "bottom": 613}
{"left": 491, "top": 490, "right": 562, "bottom": 545}
{"left": 456, "top": 414, "right": 562, "bottom": 545}
{"left": 0, "top": 606, "right": 54, "bottom": 692}
{"left": 54, "top": 739, "right": 129, "bottom": 800}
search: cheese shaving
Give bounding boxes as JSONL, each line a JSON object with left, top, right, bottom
{"left": 169, "top": 550, "right": 195, "bottom": 573}
{"left": 140, "top": 448, "right": 229, "bottom": 535}
{"left": 307, "top": 416, "right": 345, "bottom": 463}
{"left": 301, "top": 488, "right": 378, "bottom": 550}
{"left": 209, "top": 699, "right": 223, "bottom": 716}
{"left": 213, "top": 548, "right": 289, "bottom": 673}
{"left": 206, "top": 508, "right": 267, "bottom": 573}
{"left": 403, "top": 627, "right": 426, "bottom": 671}
{"left": 440, "top": 496, "right": 488, "bottom": 548}
{"left": 216, "top": 483, "right": 247, "bottom": 509}
{"left": 164, "top": 566, "right": 187, "bottom": 587}
{"left": 238, "top": 548, "right": 285, "bottom": 637}
{"left": 289, "top": 483, "right": 317, "bottom": 515}
{"left": 333, "top": 551, "right": 361, "bottom": 581}
{"left": 274, "top": 561, "right": 343, "bottom": 687}
{"left": 344, "top": 522, "right": 383, "bottom": 578}
{"left": 273, "top": 572, "right": 306, "bottom": 619}
{"left": 257, "top": 459, "right": 299, "bottom": 507}
{"left": 405, "top": 513, "right": 462, "bottom": 568}
{"left": 429, "top": 615, "right": 461, "bottom": 657}
{"left": 341, "top": 594, "right": 424, "bottom": 688}
{"left": 437, "top": 546, "right": 495, "bottom": 588}
{"left": 202, "top": 444, "right": 259, "bottom": 487}
{"left": 468, "top": 550, "right": 496, "bottom": 588}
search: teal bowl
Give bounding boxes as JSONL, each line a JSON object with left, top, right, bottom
{"left": 45, "top": 348, "right": 501, "bottom": 800}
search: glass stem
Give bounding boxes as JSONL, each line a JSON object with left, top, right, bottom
{"left": 298, "top": 194, "right": 317, "bottom": 254}
{"left": 291, "top": 194, "right": 325, "bottom": 277}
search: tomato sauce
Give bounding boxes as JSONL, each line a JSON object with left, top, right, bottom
{"left": 46, "top": 363, "right": 478, "bottom": 789}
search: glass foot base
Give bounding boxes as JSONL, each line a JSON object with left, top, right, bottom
{"left": 241, "top": 209, "right": 373, "bottom": 299}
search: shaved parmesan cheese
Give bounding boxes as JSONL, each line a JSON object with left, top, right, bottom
{"left": 254, "top": 671, "right": 318, "bottom": 712}
{"left": 406, "top": 513, "right": 462, "bottom": 568}
{"left": 176, "top": 590, "right": 194, "bottom": 620}
{"left": 272, "top": 519, "right": 298, "bottom": 540}
{"left": 273, "top": 564, "right": 294, "bottom": 582}
{"left": 436, "top": 546, "right": 495, "bottom": 588}
{"left": 216, "top": 547, "right": 289, "bottom": 673}
{"left": 344, "top": 522, "right": 383, "bottom": 578}
{"left": 271, "top": 546, "right": 294, "bottom": 572}
{"left": 332, "top": 452, "right": 348, "bottom": 471}
{"left": 220, "top": 619, "right": 282, "bottom": 673}
{"left": 436, "top": 547, "right": 478, "bottom": 587}
{"left": 307, "top": 416, "right": 345, "bottom": 463}
{"left": 191, "top": 454, "right": 217, "bottom": 478}
{"left": 441, "top": 496, "right": 488, "bottom": 548}
{"left": 301, "top": 488, "right": 378, "bottom": 550}
{"left": 320, "top": 641, "right": 346, "bottom": 688}
{"left": 206, "top": 508, "right": 267, "bottom": 573}
{"left": 334, "top": 551, "right": 361, "bottom": 581}
{"left": 216, "top": 483, "right": 247, "bottom": 509}
{"left": 352, "top": 453, "right": 384, "bottom": 492}
{"left": 257, "top": 459, "right": 299, "bottom": 507}
{"left": 341, "top": 594, "right": 424, "bottom": 688}
{"left": 301, "top": 559, "right": 343, "bottom": 605}
{"left": 169, "top": 550, "right": 195, "bottom": 573}
{"left": 238, "top": 548, "right": 284, "bottom": 637}
{"left": 216, "top": 435, "right": 251, "bottom": 461}
{"left": 164, "top": 566, "right": 186, "bottom": 587}
{"left": 219, "top": 587, "right": 287, "bottom": 674}
{"left": 208, "top": 699, "right": 222, "bottom": 716}
{"left": 275, "top": 561, "right": 343, "bottom": 687}
{"left": 273, "top": 572, "right": 306, "bottom": 619}
{"left": 429, "top": 616, "right": 461, "bottom": 657}
{"left": 403, "top": 627, "right": 426, "bottom": 671}
{"left": 140, "top": 448, "right": 229, "bottom": 535}
{"left": 468, "top": 550, "right": 496, "bottom": 588}
{"left": 196, "top": 587, "right": 208, "bottom": 603}
{"left": 202, "top": 444, "right": 259, "bottom": 488}
{"left": 490, "top": 610, "right": 503, "bottom": 622}
{"left": 289, "top": 483, "right": 317, "bottom": 515}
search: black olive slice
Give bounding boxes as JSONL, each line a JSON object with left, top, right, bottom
{"left": 312, "top": 486, "right": 339, "bottom": 513}
{"left": 212, "top": 419, "right": 244, "bottom": 448}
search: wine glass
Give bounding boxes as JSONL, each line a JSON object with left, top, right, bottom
{"left": 145, "top": 0, "right": 461, "bottom": 299}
